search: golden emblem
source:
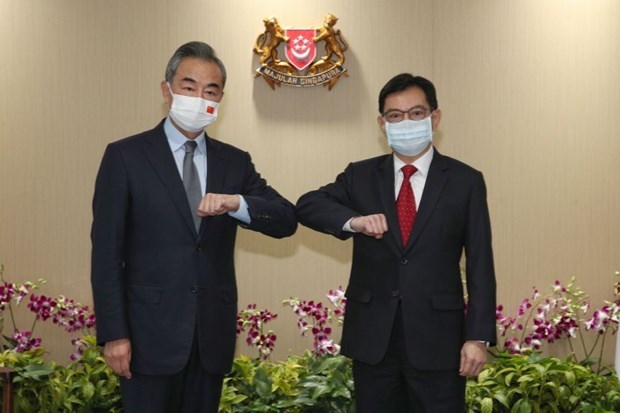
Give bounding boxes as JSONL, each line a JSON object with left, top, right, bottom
{"left": 253, "top": 14, "right": 349, "bottom": 90}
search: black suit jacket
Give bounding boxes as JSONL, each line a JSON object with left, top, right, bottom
{"left": 91, "top": 120, "right": 297, "bottom": 375}
{"left": 296, "top": 150, "right": 496, "bottom": 370}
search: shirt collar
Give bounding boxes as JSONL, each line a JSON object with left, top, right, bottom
{"left": 164, "top": 117, "right": 206, "bottom": 154}
{"left": 393, "top": 146, "right": 434, "bottom": 177}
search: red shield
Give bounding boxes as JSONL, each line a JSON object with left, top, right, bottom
{"left": 285, "top": 29, "right": 316, "bottom": 71}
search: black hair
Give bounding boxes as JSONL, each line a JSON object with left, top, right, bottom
{"left": 378, "top": 73, "right": 438, "bottom": 114}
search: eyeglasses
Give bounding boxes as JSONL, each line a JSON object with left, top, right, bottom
{"left": 382, "top": 106, "right": 432, "bottom": 123}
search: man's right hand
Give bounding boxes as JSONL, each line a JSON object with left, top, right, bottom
{"left": 350, "top": 214, "right": 388, "bottom": 239}
{"left": 104, "top": 338, "right": 132, "bottom": 379}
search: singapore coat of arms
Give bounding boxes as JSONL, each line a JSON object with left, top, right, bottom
{"left": 253, "top": 14, "right": 349, "bottom": 90}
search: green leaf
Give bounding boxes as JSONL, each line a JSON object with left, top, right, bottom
{"left": 493, "top": 392, "right": 510, "bottom": 408}
{"left": 480, "top": 397, "right": 493, "bottom": 413}
{"left": 311, "top": 382, "right": 330, "bottom": 400}
{"left": 20, "top": 362, "right": 54, "bottom": 380}
{"left": 517, "top": 375, "right": 535, "bottom": 383}
{"left": 511, "top": 398, "right": 532, "bottom": 413}
{"left": 253, "top": 367, "right": 273, "bottom": 399}
{"left": 564, "top": 370, "right": 576, "bottom": 386}
{"left": 81, "top": 381, "right": 95, "bottom": 400}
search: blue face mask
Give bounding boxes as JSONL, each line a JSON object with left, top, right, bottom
{"left": 385, "top": 116, "right": 433, "bottom": 157}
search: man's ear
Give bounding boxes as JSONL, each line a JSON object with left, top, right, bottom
{"left": 161, "top": 81, "right": 172, "bottom": 105}
{"left": 377, "top": 115, "right": 387, "bottom": 135}
{"left": 431, "top": 108, "right": 442, "bottom": 131}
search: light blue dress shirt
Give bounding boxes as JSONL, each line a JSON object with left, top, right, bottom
{"left": 164, "top": 118, "right": 250, "bottom": 224}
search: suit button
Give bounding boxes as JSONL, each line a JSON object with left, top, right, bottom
{"left": 195, "top": 245, "right": 203, "bottom": 252}
{"left": 392, "top": 290, "right": 401, "bottom": 298}
{"left": 400, "top": 258, "right": 408, "bottom": 265}
{"left": 191, "top": 286, "right": 198, "bottom": 294}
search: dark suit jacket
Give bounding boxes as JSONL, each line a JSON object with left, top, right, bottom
{"left": 296, "top": 150, "right": 496, "bottom": 370}
{"left": 91, "top": 120, "right": 297, "bottom": 375}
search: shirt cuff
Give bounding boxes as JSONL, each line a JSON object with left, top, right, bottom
{"left": 343, "top": 218, "right": 356, "bottom": 232}
{"left": 228, "top": 195, "right": 251, "bottom": 224}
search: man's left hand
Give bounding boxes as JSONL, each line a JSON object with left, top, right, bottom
{"left": 459, "top": 340, "right": 487, "bottom": 377}
{"left": 197, "top": 193, "right": 240, "bottom": 216}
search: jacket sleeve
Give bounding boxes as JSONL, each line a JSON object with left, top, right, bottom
{"left": 463, "top": 172, "right": 497, "bottom": 346}
{"left": 295, "top": 163, "right": 360, "bottom": 240}
{"left": 90, "top": 143, "right": 130, "bottom": 345}
{"left": 238, "top": 151, "right": 298, "bottom": 239}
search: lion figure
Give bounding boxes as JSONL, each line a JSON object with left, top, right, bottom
{"left": 312, "top": 14, "right": 349, "bottom": 68}
{"left": 253, "top": 17, "right": 289, "bottom": 66}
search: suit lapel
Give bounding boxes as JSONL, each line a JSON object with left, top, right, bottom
{"left": 405, "top": 151, "right": 448, "bottom": 250}
{"left": 377, "top": 155, "right": 403, "bottom": 255}
{"left": 142, "top": 122, "right": 198, "bottom": 236}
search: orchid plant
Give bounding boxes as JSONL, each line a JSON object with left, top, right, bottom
{"left": 236, "top": 287, "right": 347, "bottom": 359}
{"left": 494, "top": 272, "right": 620, "bottom": 373}
{"left": 236, "top": 303, "right": 278, "bottom": 360}
{"left": 0, "top": 264, "right": 96, "bottom": 359}
{"left": 283, "top": 286, "right": 346, "bottom": 356}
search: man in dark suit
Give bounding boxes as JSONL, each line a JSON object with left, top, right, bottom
{"left": 91, "top": 41, "right": 297, "bottom": 413}
{"left": 296, "top": 73, "right": 496, "bottom": 412}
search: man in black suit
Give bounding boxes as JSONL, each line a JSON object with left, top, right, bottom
{"left": 296, "top": 73, "right": 496, "bottom": 412}
{"left": 91, "top": 41, "right": 297, "bottom": 413}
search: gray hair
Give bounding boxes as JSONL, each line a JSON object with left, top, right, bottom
{"left": 164, "top": 41, "right": 227, "bottom": 87}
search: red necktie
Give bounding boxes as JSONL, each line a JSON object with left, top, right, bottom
{"left": 397, "top": 165, "right": 417, "bottom": 246}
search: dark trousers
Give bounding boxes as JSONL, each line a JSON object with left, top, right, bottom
{"left": 352, "top": 305, "right": 465, "bottom": 413}
{"left": 120, "top": 334, "right": 224, "bottom": 413}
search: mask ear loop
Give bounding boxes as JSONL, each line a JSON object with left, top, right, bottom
{"left": 165, "top": 82, "right": 177, "bottom": 111}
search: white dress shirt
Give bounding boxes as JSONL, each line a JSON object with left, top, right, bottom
{"left": 343, "top": 147, "right": 435, "bottom": 232}
{"left": 392, "top": 146, "right": 434, "bottom": 205}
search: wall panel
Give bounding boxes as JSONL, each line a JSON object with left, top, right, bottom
{"left": 0, "top": 0, "right": 618, "bottom": 364}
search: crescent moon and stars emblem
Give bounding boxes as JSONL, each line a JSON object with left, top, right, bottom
{"left": 291, "top": 35, "right": 311, "bottom": 60}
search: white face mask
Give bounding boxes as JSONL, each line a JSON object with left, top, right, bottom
{"left": 167, "top": 84, "right": 219, "bottom": 132}
{"left": 385, "top": 116, "right": 433, "bottom": 157}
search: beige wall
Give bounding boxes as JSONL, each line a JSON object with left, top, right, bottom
{"left": 0, "top": 0, "right": 618, "bottom": 363}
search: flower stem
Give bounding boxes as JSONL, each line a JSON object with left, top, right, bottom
{"left": 596, "top": 331, "right": 607, "bottom": 373}
{"left": 585, "top": 334, "right": 601, "bottom": 361}
{"left": 30, "top": 318, "right": 38, "bottom": 337}
{"left": 567, "top": 338, "right": 578, "bottom": 363}
{"left": 576, "top": 325, "right": 589, "bottom": 362}
{"left": 8, "top": 301, "right": 18, "bottom": 333}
